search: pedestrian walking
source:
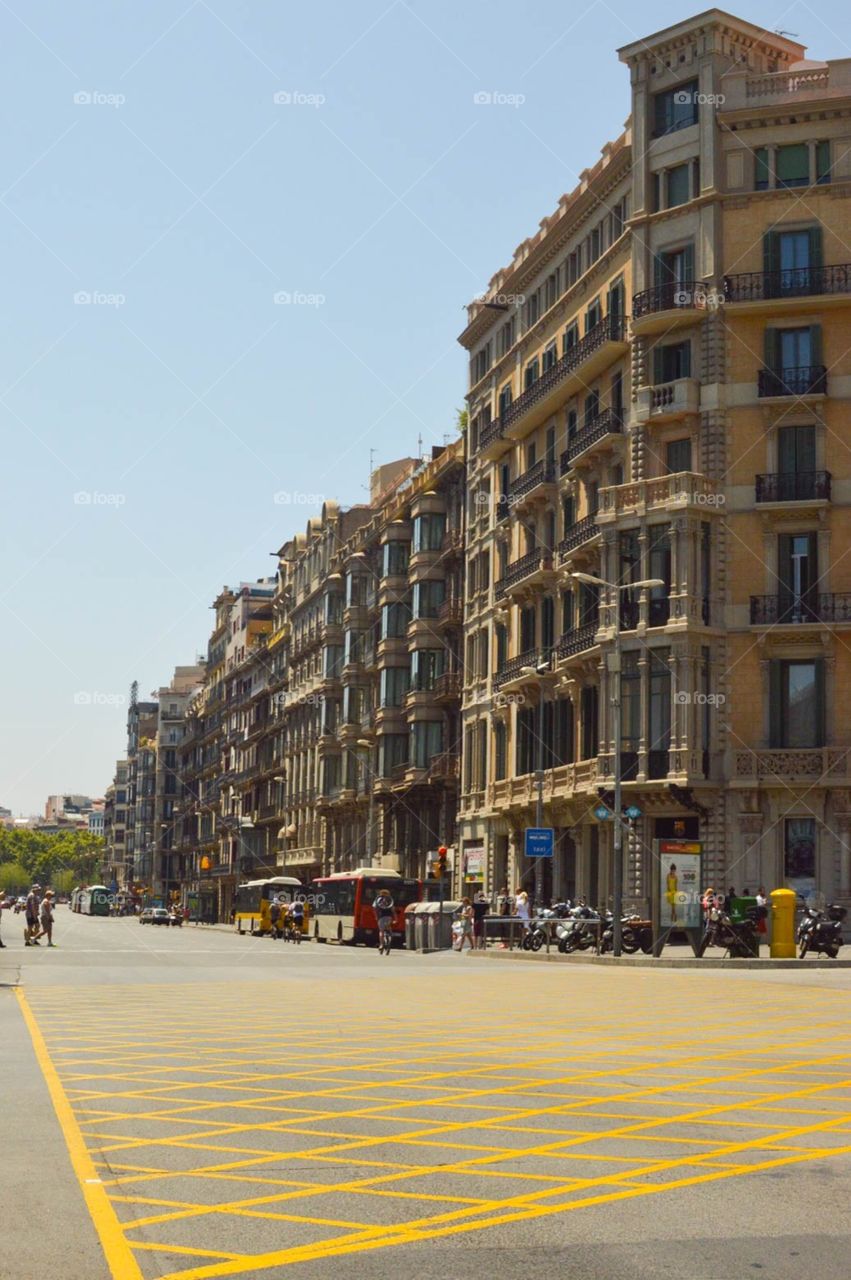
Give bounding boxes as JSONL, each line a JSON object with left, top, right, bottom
{"left": 515, "top": 890, "right": 530, "bottom": 923}
{"left": 24, "top": 884, "right": 42, "bottom": 946}
{"left": 472, "top": 890, "right": 489, "bottom": 949}
{"left": 755, "top": 885, "right": 768, "bottom": 936}
{"left": 455, "top": 897, "right": 474, "bottom": 951}
{"left": 269, "top": 896, "right": 282, "bottom": 939}
{"left": 40, "top": 891, "right": 56, "bottom": 947}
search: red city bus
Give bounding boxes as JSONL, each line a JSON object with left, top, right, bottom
{"left": 308, "top": 868, "right": 438, "bottom": 945}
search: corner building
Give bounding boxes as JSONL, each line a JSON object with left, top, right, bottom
{"left": 459, "top": 9, "right": 851, "bottom": 909}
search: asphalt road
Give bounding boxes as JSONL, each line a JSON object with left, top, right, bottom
{"left": 2, "top": 908, "right": 850, "bottom": 1280}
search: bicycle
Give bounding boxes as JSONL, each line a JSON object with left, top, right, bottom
{"left": 377, "top": 919, "right": 393, "bottom": 955}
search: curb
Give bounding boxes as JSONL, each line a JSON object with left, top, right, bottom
{"left": 464, "top": 950, "right": 851, "bottom": 969}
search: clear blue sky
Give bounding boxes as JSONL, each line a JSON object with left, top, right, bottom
{"left": 0, "top": 1, "right": 840, "bottom": 814}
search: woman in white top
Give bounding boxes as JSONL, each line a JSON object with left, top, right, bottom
{"left": 515, "top": 890, "right": 531, "bottom": 922}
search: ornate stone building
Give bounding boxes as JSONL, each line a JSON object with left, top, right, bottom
{"left": 459, "top": 10, "right": 851, "bottom": 908}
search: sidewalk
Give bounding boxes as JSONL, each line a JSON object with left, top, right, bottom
{"left": 466, "top": 948, "right": 851, "bottom": 969}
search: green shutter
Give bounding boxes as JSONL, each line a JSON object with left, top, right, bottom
{"left": 815, "top": 659, "right": 825, "bottom": 747}
{"left": 653, "top": 346, "right": 664, "bottom": 384}
{"left": 769, "top": 661, "right": 782, "bottom": 747}
{"left": 763, "top": 230, "right": 779, "bottom": 276}
{"left": 653, "top": 255, "right": 665, "bottom": 287}
{"left": 809, "top": 323, "right": 823, "bottom": 370}
{"left": 764, "top": 327, "right": 780, "bottom": 371}
{"left": 683, "top": 243, "right": 695, "bottom": 285}
{"left": 808, "top": 225, "right": 823, "bottom": 269}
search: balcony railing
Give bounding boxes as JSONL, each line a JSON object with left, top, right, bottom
{"left": 434, "top": 671, "right": 463, "bottom": 700}
{"left": 755, "top": 471, "right": 831, "bottom": 503}
{"left": 557, "top": 514, "right": 599, "bottom": 557}
{"left": 493, "top": 314, "right": 626, "bottom": 440}
{"left": 495, "top": 549, "right": 553, "bottom": 598}
{"left": 429, "top": 751, "right": 460, "bottom": 780}
{"left": 750, "top": 593, "right": 851, "bottom": 625}
{"left": 560, "top": 409, "right": 623, "bottom": 470}
{"left": 437, "top": 597, "right": 463, "bottom": 627}
{"left": 507, "top": 458, "right": 557, "bottom": 500}
{"left": 555, "top": 622, "right": 598, "bottom": 659}
{"left": 725, "top": 263, "right": 851, "bottom": 303}
{"left": 479, "top": 416, "right": 504, "bottom": 452}
{"left": 758, "top": 365, "right": 827, "bottom": 397}
{"left": 494, "top": 648, "right": 552, "bottom": 689}
{"left": 632, "top": 281, "right": 710, "bottom": 317}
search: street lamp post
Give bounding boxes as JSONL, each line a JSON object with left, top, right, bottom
{"left": 520, "top": 661, "right": 552, "bottom": 908}
{"left": 357, "top": 739, "right": 375, "bottom": 865}
{"left": 571, "top": 571, "right": 665, "bottom": 957}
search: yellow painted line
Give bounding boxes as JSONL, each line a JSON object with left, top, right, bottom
{"left": 15, "top": 989, "right": 143, "bottom": 1280}
{"left": 132, "top": 1241, "right": 246, "bottom": 1261}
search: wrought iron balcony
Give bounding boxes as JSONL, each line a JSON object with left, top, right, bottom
{"left": 507, "top": 458, "right": 557, "bottom": 501}
{"left": 758, "top": 365, "right": 827, "bottom": 398}
{"left": 434, "top": 671, "right": 463, "bottom": 701}
{"left": 494, "top": 549, "right": 554, "bottom": 599}
{"left": 557, "top": 514, "right": 599, "bottom": 557}
{"left": 429, "top": 751, "right": 460, "bottom": 780}
{"left": 755, "top": 471, "right": 831, "bottom": 503}
{"left": 725, "top": 263, "right": 851, "bottom": 303}
{"left": 494, "top": 648, "right": 552, "bottom": 690}
{"left": 750, "top": 593, "right": 851, "bottom": 625}
{"left": 437, "top": 597, "right": 463, "bottom": 627}
{"left": 479, "top": 417, "right": 505, "bottom": 453}
{"left": 560, "top": 409, "right": 623, "bottom": 471}
{"left": 494, "top": 314, "right": 626, "bottom": 440}
{"left": 554, "top": 622, "right": 598, "bottom": 659}
{"left": 632, "top": 281, "right": 711, "bottom": 317}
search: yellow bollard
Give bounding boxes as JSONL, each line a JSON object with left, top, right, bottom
{"left": 770, "top": 888, "right": 797, "bottom": 958}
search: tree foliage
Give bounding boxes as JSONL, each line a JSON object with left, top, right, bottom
{"left": 0, "top": 829, "right": 105, "bottom": 888}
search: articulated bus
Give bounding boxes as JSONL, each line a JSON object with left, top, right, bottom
{"left": 73, "top": 885, "right": 110, "bottom": 916}
{"left": 308, "top": 868, "right": 438, "bottom": 946}
{"left": 233, "top": 877, "right": 306, "bottom": 935}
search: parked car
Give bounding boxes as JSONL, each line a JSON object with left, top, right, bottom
{"left": 140, "top": 907, "right": 170, "bottom": 925}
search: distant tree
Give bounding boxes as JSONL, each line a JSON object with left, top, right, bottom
{"left": 0, "top": 862, "right": 29, "bottom": 894}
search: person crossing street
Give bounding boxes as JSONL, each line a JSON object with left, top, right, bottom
{"left": 24, "top": 884, "right": 42, "bottom": 946}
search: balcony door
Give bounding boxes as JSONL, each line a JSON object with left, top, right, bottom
{"left": 654, "top": 244, "right": 694, "bottom": 307}
{"left": 777, "top": 426, "right": 816, "bottom": 502}
{"left": 765, "top": 226, "right": 822, "bottom": 297}
{"left": 777, "top": 532, "right": 818, "bottom": 621}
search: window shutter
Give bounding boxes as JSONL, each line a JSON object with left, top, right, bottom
{"left": 683, "top": 242, "right": 695, "bottom": 285}
{"left": 763, "top": 230, "right": 778, "bottom": 276}
{"left": 653, "top": 255, "right": 665, "bottom": 287}
{"left": 768, "top": 661, "right": 782, "bottom": 747}
{"left": 764, "top": 327, "right": 780, "bottom": 371}
{"left": 809, "top": 323, "right": 823, "bottom": 371}
{"left": 815, "top": 659, "right": 825, "bottom": 747}
{"left": 808, "top": 225, "right": 823, "bottom": 269}
{"left": 653, "top": 346, "right": 664, "bottom": 384}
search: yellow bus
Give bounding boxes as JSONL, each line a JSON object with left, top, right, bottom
{"left": 233, "top": 877, "right": 306, "bottom": 935}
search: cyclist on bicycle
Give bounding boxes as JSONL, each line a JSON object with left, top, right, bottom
{"left": 287, "top": 896, "right": 305, "bottom": 942}
{"left": 374, "top": 889, "right": 394, "bottom": 955}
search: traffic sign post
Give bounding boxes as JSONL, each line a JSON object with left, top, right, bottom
{"left": 524, "top": 828, "right": 554, "bottom": 859}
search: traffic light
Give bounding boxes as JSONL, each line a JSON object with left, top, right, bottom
{"left": 438, "top": 846, "right": 448, "bottom": 878}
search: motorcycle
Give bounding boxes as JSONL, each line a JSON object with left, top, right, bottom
{"left": 598, "top": 912, "right": 651, "bottom": 955}
{"left": 697, "top": 905, "right": 759, "bottom": 958}
{"left": 557, "top": 904, "right": 599, "bottom": 953}
{"left": 798, "top": 903, "right": 846, "bottom": 958}
{"left": 522, "top": 905, "right": 571, "bottom": 951}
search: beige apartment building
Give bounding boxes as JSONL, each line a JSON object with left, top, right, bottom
{"left": 459, "top": 9, "right": 851, "bottom": 909}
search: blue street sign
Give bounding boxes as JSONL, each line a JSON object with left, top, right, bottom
{"left": 525, "top": 827, "right": 554, "bottom": 858}
{"left": 594, "top": 805, "right": 612, "bottom": 821}
{"left": 625, "top": 805, "right": 642, "bottom": 820}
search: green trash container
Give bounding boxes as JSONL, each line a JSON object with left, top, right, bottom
{"left": 730, "top": 895, "right": 757, "bottom": 924}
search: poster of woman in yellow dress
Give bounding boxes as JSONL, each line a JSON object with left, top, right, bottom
{"left": 665, "top": 863, "right": 679, "bottom": 924}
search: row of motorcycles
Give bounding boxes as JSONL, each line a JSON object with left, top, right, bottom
{"left": 520, "top": 899, "right": 848, "bottom": 959}
{"left": 520, "top": 902, "right": 654, "bottom": 955}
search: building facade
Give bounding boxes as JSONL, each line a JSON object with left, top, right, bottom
{"left": 459, "top": 10, "right": 851, "bottom": 909}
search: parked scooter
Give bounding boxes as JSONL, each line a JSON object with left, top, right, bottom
{"left": 798, "top": 903, "right": 846, "bottom": 958}
{"left": 557, "top": 904, "right": 599, "bottom": 953}
{"left": 697, "top": 904, "right": 759, "bottom": 958}
{"left": 522, "top": 903, "right": 572, "bottom": 951}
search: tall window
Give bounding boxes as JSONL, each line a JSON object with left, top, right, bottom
{"left": 411, "top": 649, "right": 444, "bottom": 690}
{"left": 666, "top": 438, "right": 692, "bottom": 473}
{"left": 769, "top": 660, "right": 824, "bottom": 747}
{"left": 620, "top": 652, "right": 640, "bottom": 780}
{"left": 541, "top": 596, "right": 555, "bottom": 649}
{"left": 777, "top": 424, "right": 815, "bottom": 475}
{"left": 580, "top": 685, "right": 599, "bottom": 759}
{"left": 412, "top": 580, "right": 445, "bottom": 619}
{"left": 648, "top": 525, "right": 671, "bottom": 626}
{"left": 653, "top": 80, "right": 698, "bottom": 136}
{"left": 524, "top": 358, "right": 539, "bottom": 389}
{"left": 378, "top": 734, "right": 407, "bottom": 776}
{"left": 785, "top": 818, "right": 817, "bottom": 898}
{"left": 410, "top": 721, "right": 443, "bottom": 769}
{"left": 654, "top": 340, "right": 691, "bottom": 382}
{"left": 381, "top": 601, "right": 410, "bottom": 638}
{"left": 520, "top": 605, "right": 536, "bottom": 653}
{"left": 648, "top": 648, "right": 671, "bottom": 779}
{"left": 412, "top": 513, "right": 445, "bottom": 553}
{"left": 379, "top": 666, "right": 409, "bottom": 709}
{"left": 777, "top": 532, "right": 818, "bottom": 618}
{"left": 494, "top": 721, "right": 507, "bottom": 781}
{"left": 383, "top": 541, "right": 409, "bottom": 575}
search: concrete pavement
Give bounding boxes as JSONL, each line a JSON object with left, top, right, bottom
{"left": 3, "top": 907, "right": 851, "bottom": 1280}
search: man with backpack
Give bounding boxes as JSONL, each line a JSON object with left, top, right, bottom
{"left": 24, "top": 884, "right": 42, "bottom": 946}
